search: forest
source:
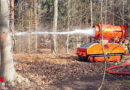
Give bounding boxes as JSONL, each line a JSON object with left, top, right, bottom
{"left": 0, "top": 0, "right": 130, "bottom": 89}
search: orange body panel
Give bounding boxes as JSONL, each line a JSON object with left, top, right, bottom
{"left": 87, "top": 43, "right": 125, "bottom": 55}
{"left": 94, "top": 56, "right": 121, "bottom": 62}
{"left": 93, "top": 24, "right": 127, "bottom": 42}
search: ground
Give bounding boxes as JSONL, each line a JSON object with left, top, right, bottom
{"left": 7, "top": 53, "right": 130, "bottom": 90}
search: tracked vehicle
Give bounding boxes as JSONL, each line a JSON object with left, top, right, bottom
{"left": 76, "top": 24, "right": 127, "bottom": 62}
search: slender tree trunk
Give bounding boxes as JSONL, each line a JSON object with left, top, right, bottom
{"left": 105, "top": 0, "right": 107, "bottom": 24}
{"left": 90, "top": 0, "right": 93, "bottom": 27}
{"left": 128, "top": 1, "right": 130, "bottom": 29}
{"left": 128, "top": 1, "right": 130, "bottom": 38}
{"left": 112, "top": 0, "right": 114, "bottom": 25}
{"left": 0, "top": 0, "right": 16, "bottom": 82}
{"left": 90, "top": 0, "right": 93, "bottom": 42}
{"left": 28, "top": 8, "right": 31, "bottom": 53}
{"left": 66, "top": 0, "right": 71, "bottom": 54}
{"left": 122, "top": 1, "right": 124, "bottom": 25}
{"left": 10, "top": 0, "right": 16, "bottom": 52}
{"left": 51, "top": 0, "right": 58, "bottom": 53}
{"left": 34, "top": 0, "right": 38, "bottom": 53}
{"left": 10, "top": 0, "right": 14, "bottom": 33}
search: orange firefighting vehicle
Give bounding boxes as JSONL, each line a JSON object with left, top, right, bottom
{"left": 76, "top": 24, "right": 127, "bottom": 62}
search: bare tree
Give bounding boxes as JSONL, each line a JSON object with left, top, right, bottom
{"left": 122, "top": 0, "right": 125, "bottom": 25}
{"left": 0, "top": 0, "right": 28, "bottom": 85}
{"left": 90, "top": 0, "right": 93, "bottom": 42}
{"left": 66, "top": 0, "right": 71, "bottom": 54}
{"left": 112, "top": 0, "right": 114, "bottom": 25}
{"left": 90, "top": 0, "right": 93, "bottom": 27}
{"left": 28, "top": 3, "right": 32, "bottom": 53}
{"left": 105, "top": 0, "right": 107, "bottom": 24}
{"left": 10, "top": 0, "right": 16, "bottom": 51}
{"left": 34, "top": 0, "right": 38, "bottom": 53}
{"left": 51, "top": 0, "right": 58, "bottom": 53}
{"left": 128, "top": 0, "right": 130, "bottom": 39}
{"left": 10, "top": 0, "right": 14, "bottom": 34}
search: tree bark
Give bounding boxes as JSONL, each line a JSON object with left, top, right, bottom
{"left": 112, "top": 0, "right": 114, "bottom": 25}
{"left": 90, "top": 0, "right": 93, "bottom": 27}
{"left": 105, "top": 0, "right": 107, "bottom": 24}
{"left": 51, "top": 0, "right": 58, "bottom": 53}
{"left": 66, "top": 0, "right": 71, "bottom": 54}
{"left": 10, "top": 0, "right": 14, "bottom": 33}
{"left": 122, "top": 1, "right": 124, "bottom": 25}
{"left": 10, "top": 0, "right": 16, "bottom": 51}
{"left": 0, "top": 0, "right": 16, "bottom": 82}
{"left": 90, "top": 0, "right": 93, "bottom": 42}
{"left": 34, "top": 0, "right": 38, "bottom": 53}
{"left": 28, "top": 8, "right": 31, "bottom": 53}
{"left": 0, "top": 0, "right": 29, "bottom": 85}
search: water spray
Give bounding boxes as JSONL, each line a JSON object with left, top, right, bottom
{"left": 14, "top": 28, "right": 96, "bottom": 37}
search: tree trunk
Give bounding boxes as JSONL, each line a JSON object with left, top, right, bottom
{"left": 66, "top": 0, "right": 71, "bottom": 54}
{"left": 90, "top": 0, "right": 93, "bottom": 27}
{"left": 0, "top": 0, "right": 16, "bottom": 82}
{"left": 90, "top": 0, "right": 93, "bottom": 42}
{"left": 128, "top": 1, "right": 130, "bottom": 37}
{"left": 128, "top": 1, "right": 130, "bottom": 30}
{"left": 112, "top": 0, "right": 114, "bottom": 25}
{"left": 34, "top": 0, "right": 38, "bottom": 53}
{"left": 28, "top": 8, "right": 31, "bottom": 53}
{"left": 51, "top": 0, "right": 58, "bottom": 53}
{"left": 10, "top": 0, "right": 14, "bottom": 34}
{"left": 105, "top": 0, "right": 107, "bottom": 24}
{"left": 10, "top": 0, "right": 16, "bottom": 52}
{"left": 0, "top": 0, "right": 29, "bottom": 85}
{"left": 122, "top": 1, "right": 124, "bottom": 25}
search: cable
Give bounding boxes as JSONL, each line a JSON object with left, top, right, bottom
{"left": 106, "top": 64, "right": 130, "bottom": 75}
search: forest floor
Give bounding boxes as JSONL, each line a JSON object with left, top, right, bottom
{"left": 7, "top": 51, "right": 130, "bottom": 90}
